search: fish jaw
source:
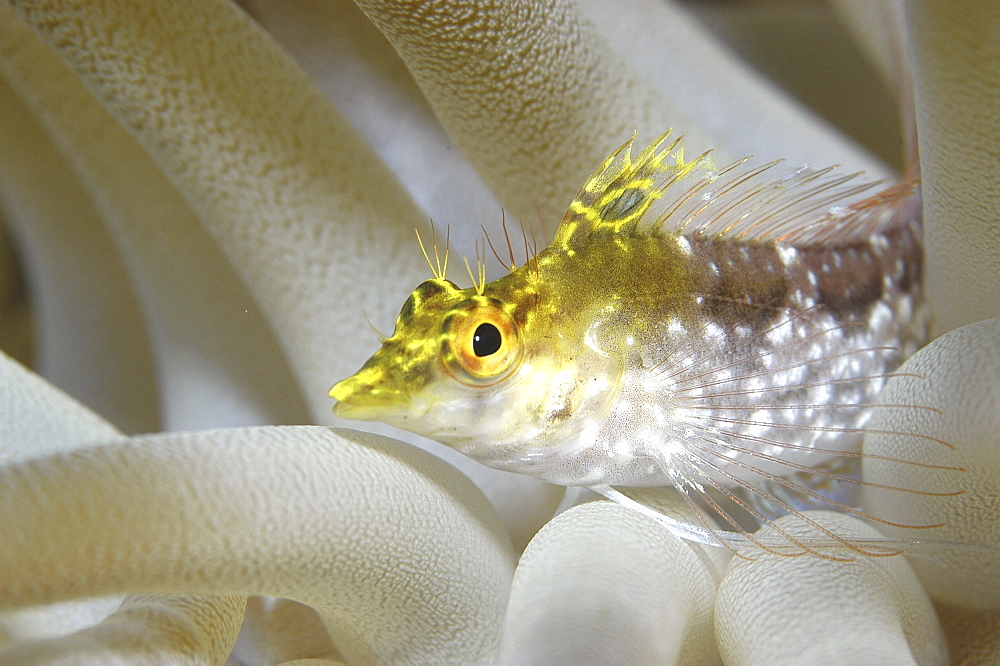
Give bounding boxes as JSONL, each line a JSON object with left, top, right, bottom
{"left": 329, "top": 369, "right": 407, "bottom": 421}
{"left": 328, "top": 341, "right": 435, "bottom": 424}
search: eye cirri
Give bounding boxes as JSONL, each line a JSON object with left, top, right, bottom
{"left": 441, "top": 297, "right": 523, "bottom": 387}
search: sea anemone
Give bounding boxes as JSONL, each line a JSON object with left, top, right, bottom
{"left": 0, "top": 0, "right": 996, "bottom": 662}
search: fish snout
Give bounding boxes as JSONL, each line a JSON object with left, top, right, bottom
{"left": 329, "top": 372, "right": 409, "bottom": 420}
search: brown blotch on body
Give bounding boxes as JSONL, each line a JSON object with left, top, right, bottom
{"left": 693, "top": 240, "right": 790, "bottom": 329}
{"left": 805, "top": 244, "right": 885, "bottom": 317}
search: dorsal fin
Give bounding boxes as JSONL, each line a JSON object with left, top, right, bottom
{"left": 553, "top": 131, "right": 711, "bottom": 247}
{"left": 554, "top": 132, "right": 919, "bottom": 249}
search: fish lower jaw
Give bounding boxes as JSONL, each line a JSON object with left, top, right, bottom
{"left": 331, "top": 400, "right": 384, "bottom": 422}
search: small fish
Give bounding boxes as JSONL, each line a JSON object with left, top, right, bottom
{"left": 330, "top": 132, "right": 959, "bottom": 558}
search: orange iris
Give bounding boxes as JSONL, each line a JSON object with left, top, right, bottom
{"left": 441, "top": 297, "right": 523, "bottom": 386}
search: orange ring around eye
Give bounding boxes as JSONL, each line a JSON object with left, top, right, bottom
{"left": 442, "top": 298, "right": 523, "bottom": 387}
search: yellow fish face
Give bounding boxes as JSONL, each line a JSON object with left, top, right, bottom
{"left": 330, "top": 273, "right": 623, "bottom": 471}
{"left": 329, "top": 278, "right": 469, "bottom": 421}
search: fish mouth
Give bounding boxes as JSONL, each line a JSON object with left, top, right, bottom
{"left": 329, "top": 374, "right": 410, "bottom": 421}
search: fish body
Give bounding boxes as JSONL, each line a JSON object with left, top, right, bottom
{"left": 331, "top": 134, "right": 929, "bottom": 550}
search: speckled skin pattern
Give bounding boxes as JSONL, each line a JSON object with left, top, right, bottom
{"left": 331, "top": 137, "right": 927, "bottom": 526}
{"left": 515, "top": 220, "right": 928, "bottom": 493}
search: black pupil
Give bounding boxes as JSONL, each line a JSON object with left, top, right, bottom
{"left": 472, "top": 323, "right": 502, "bottom": 357}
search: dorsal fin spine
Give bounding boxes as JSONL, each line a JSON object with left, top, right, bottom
{"left": 555, "top": 133, "right": 918, "bottom": 250}
{"left": 555, "top": 131, "right": 715, "bottom": 249}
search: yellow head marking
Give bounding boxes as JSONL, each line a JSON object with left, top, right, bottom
{"left": 329, "top": 277, "right": 467, "bottom": 417}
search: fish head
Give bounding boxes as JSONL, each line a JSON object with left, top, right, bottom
{"left": 330, "top": 273, "right": 622, "bottom": 468}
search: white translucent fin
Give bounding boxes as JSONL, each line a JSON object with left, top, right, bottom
{"left": 554, "top": 486, "right": 589, "bottom": 516}
{"left": 649, "top": 158, "right": 918, "bottom": 246}
{"left": 558, "top": 132, "right": 919, "bottom": 249}
{"left": 591, "top": 485, "right": 997, "bottom": 562}
{"left": 634, "top": 301, "right": 955, "bottom": 560}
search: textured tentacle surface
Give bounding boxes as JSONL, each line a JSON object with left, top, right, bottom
{"left": 0, "top": 351, "right": 248, "bottom": 661}
{"left": 908, "top": 0, "right": 1000, "bottom": 335}
{"left": 0, "top": 6, "right": 309, "bottom": 431}
{"left": 4, "top": 0, "right": 431, "bottom": 418}
{"left": 715, "top": 511, "right": 947, "bottom": 665}
{"left": 352, "top": 0, "right": 721, "bottom": 228}
{"left": 862, "top": 317, "right": 1000, "bottom": 610}
{"left": 0, "top": 420, "right": 515, "bottom": 663}
{"left": 500, "top": 493, "right": 725, "bottom": 664}
{"left": 0, "top": 594, "right": 247, "bottom": 665}
{"left": 0, "top": 69, "right": 158, "bottom": 435}
{"left": 0, "top": 0, "right": 996, "bottom": 660}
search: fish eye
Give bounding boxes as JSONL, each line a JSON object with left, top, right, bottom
{"left": 472, "top": 323, "right": 502, "bottom": 357}
{"left": 442, "top": 298, "right": 523, "bottom": 386}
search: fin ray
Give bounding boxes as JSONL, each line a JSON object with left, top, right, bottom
{"left": 555, "top": 133, "right": 918, "bottom": 248}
